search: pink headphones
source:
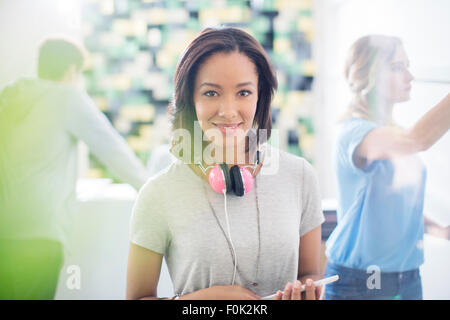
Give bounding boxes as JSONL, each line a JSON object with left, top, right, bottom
{"left": 208, "top": 164, "right": 253, "bottom": 196}
{"left": 203, "top": 150, "right": 260, "bottom": 197}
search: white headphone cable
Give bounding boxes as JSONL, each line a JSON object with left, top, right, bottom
{"left": 222, "top": 190, "right": 238, "bottom": 285}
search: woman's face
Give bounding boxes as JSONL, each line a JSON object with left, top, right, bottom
{"left": 374, "top": 45, "right": 414, "bottom": 104}
{"left": 193, "top": 51, "right": 259, "bottom": 151}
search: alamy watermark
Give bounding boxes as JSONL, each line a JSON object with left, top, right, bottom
{"left": 366, "top": 265, "right": 381, "bottom": 290}
{"left": 66, "top": 265, "right": 81, "bottom": 290}
{"left": 170, "top": 122, "right": 280, "bottom": 175}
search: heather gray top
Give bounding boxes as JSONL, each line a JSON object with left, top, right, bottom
{"left": 129, "top": 145, "right": 324, "bottom": 297}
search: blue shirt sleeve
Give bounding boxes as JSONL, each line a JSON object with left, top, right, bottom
{"left": 338, "top": 118, "right": 378, "bottom": 174}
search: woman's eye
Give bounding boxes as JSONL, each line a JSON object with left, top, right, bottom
{"left": 204, "top": 90, "right": 218, "bottom": 97}
{"left": 391, "top": 65, "right": 406, "bottom": 72}
{"left": 238, "top": 90, "right": 252, "bottom": 97}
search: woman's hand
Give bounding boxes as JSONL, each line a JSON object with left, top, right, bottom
{"left": 180, "top": 285, "right": 260, "bottom": 300}
{"left": 274, "top": 279, "right": 323, "bottom": 300}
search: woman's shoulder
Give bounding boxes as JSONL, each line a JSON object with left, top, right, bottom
{"left": 262, "top": 144, "right": 314, "bottom": 180}
{"left": 335, "top": 117, "right": 378, "bottom": 145}
{"left": 139, "top": 159, "right": 192, "bottom": 197}
{"left": 266, "top": 143, "right": 308, "bottom": 164}
{"left": 339, "top": 117, "right": 377, "bottom": 133}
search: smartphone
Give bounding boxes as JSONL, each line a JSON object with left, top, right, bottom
{"left": 261, "top": 275, "right": 339, "bottom": 300}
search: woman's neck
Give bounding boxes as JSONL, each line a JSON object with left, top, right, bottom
{"left": 368, "top": 93, "right": 394, "bottom": 125}
{"left": 208, "top": 144, "right": 259, "bottom": 167}
{"left": 189, "top": 144, "right": 264, "bottom": 182}
{"left": 378, "top": 102, "right": 394, "bottom": 126}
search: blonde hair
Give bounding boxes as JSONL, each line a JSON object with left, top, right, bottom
{"left": 341, "top": 35, "right": 402, "bottom": 122}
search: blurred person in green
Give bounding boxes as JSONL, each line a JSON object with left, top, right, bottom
{"left": 0, "top": 36, "right": 149, "bottom": 299}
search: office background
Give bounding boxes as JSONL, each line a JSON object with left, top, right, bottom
{"left": 0, "top": 0, "right": 449, "bottom": 299}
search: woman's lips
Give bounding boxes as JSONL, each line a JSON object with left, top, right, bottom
{"left": 212, "top": 122, "right": 243, "bottom": 134}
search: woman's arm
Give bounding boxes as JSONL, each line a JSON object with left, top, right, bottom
{"left": 275, "top": 226, "right": 322, "bottom": 300}
{"left": 274, "top": 159, "right": 324, "bottom": 300}
{"left": 298, "top": 226, "right": 323, "bottom": 300}
{"left": 356, "top": 93, "right": 450, "bottom": 165}
{"left": 298, "top": 225, "right": 322, "bottom": 282}
{"left": 126, "top": 243, "right": 164, "bottom": 300}
{"left": 126, "top": 243, "right": 259, "bottom": 300}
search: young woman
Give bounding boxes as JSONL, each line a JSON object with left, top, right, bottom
{"left": 324, "top": 35, "right": 450, "bottom": 300}
{"left": 126, "top": 27, "right": 325, "bottom": 300}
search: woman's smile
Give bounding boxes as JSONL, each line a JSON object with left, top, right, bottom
{"left": 212, "top": 122, "right": 244, "bottom": 134}
{"left": 194, "top": 51, "right": 259, "bottom": 148}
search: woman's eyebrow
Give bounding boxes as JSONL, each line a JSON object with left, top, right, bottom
{"left": 199, "top": 81, "right": 256, "bottom": 89}
{"left": 236, "top": 81, "right": 256, "bottom": 88}
{"left": 199, "top": 82, "right": 221, "bottom": 89}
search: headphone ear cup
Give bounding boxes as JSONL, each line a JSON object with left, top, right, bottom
{"left": 219, "top": 163, "right": 232, "bottom": 193}
{"left": 230, "top": 165, "right": 244, "bottom": 196}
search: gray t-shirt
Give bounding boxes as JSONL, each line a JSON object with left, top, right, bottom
{"left": 129, "top": 145, "right": 324, "bottom": 297}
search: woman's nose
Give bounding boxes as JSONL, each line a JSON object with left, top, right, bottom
{"left": 217, "top": 98, "right": 238, "bottom": 119}
{"left": 405, "top": 69, "right": 414, "bottom": 82}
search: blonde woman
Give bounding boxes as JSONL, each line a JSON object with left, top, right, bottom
{"left": 324, "top": 35, "right": 450, "bottom": 300}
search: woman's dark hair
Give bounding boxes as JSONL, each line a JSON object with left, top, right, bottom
{"left": 168, "top": 27, "right": 278, "bottom": 163}
{"left": 37, "top": 37, "right": 86, "bottom": 81}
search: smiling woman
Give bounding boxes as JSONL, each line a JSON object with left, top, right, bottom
{"left": 193, "top": 51, "right": 259, "bottom": 158}
{"left": 168, "top": 27, "right": 276, "bottom": 166}
{"left": 126, "top": 27, "right": 325, "bottom": 301}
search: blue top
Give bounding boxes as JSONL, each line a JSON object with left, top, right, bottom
{"left": 325, "top": 118, "right": 426, "bottom": 272}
